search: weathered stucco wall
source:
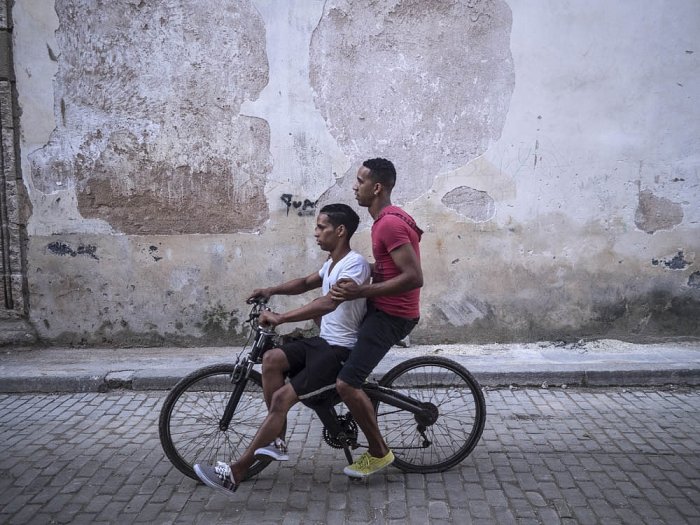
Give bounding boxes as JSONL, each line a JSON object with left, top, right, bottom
{"left": 13, "top": 0, "right": 700, "bottom": 346}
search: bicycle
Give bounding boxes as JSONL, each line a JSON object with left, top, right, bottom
{"left": 159, "top": 298, "right": 486, "bottom": 481}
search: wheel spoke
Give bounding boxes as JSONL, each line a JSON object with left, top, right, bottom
{"left": 159, "top": 365, "right": 272, "bottom": 481}
{"left": 375, "top": 356, "right": 486, "bottom": 473}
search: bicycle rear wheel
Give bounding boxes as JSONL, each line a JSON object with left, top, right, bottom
{"left": 376, "top": 356, "right": 486, "bottom": 473}
{"left": 159, "top": 364, "right": 271, "bottom": 481}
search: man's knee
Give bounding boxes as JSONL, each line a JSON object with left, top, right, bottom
{"left": 262, "top": 348, "right": 287, "bottom": 371}
{"left": 336, "top": 378, "right": 359, "bottom": 400}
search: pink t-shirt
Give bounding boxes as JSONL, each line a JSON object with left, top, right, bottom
{"left": 371, "top": 206, "right": 422, "bottom": 319}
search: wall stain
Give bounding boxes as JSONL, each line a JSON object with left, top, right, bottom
{"left": 148, "top": 245, "right": 162, "bottom": 262}
{"left": 46, "top": 44, "right": 58, "bottom": 61}
{"left": 198, "top": 303, "right": 241, "bottom": 340}
{"left": 687, "top": 271, "right": 700, "bottom": 288}
{"left": 652, "top": 251, "right": 691, "bottom": 270}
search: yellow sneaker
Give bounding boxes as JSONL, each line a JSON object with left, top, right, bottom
{"left": 343, "top": 450, "right": 395, "bottom": 478}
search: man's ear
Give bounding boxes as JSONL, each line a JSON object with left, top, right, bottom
{"left": 373, "top": 182, "right": 382, "bottom": 195}
{"left": 336, "top": 224, "right": 347, "bottom": 237}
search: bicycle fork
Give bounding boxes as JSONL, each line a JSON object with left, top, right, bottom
{"left": 219, "top": 361, "right": 253, "bottom": 431}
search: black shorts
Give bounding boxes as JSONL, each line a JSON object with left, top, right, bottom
{"left": 282, "top": 336, "right": 351, "bottom": 400}
{"left": 337, "top": 304, "right": 418, "bottom": 388}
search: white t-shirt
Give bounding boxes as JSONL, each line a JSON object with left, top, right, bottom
{"left": 318, "top": 250, "right": 371, "bottom": 348}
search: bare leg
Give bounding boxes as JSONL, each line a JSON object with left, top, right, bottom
{"left": 262, "top": 348, "right": 289, "bottom": 407}
{"left": 229, "top": 383, "right": 298, "bottom": 483}
{"left": 336, "top": 379, "right": 389, "bottom": 458}
{"left": 262, "top": 348, "right": 290, "bottom": 441}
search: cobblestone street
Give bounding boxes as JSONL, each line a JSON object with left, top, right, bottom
{"left": 1, "top": 387, "right": 698, "bottom": 524}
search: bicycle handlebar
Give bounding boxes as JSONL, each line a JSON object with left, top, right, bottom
{"left": 242, "top": 297, "right": 273, "bottom": 329}
{"left": 246, "top": 296, "right": 268, "bottom": 306}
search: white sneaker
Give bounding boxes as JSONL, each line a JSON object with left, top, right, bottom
{"left": 254, "top": 438, "right": 289, "bottom": 461}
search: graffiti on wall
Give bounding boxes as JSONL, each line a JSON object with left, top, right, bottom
{"left": 47, "top": 241, "right": 99, "bottom": 260}
{"left": 281, "top": 194, "right": 318, "bottom": 217}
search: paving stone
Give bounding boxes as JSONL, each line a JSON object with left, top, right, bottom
{"left": 0, "top": 388, "right": 698, "bottom": 524}
{"left": 386, "top": 499, "right": 406, "bottom": 520}
{"left": 428, "top": 500, "right": 450, "bottom": 519}
{"left": 538, "top": 506, "right": 564, "bottom": 525}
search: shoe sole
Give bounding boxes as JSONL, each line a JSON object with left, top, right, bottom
{"left": 343, "top": 468, "right": 368, "bottom": 478}
{"left": 254, "top": 448, "right": 289, "bottom": 461}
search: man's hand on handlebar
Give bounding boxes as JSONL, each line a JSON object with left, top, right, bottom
{"left": 259, "top": 310, "right": 283, "bottom": 328}
{"left": 247, "top": 288, "right": 272, "bottom": 303}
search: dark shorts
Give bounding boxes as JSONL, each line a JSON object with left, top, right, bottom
{"left": 282, "top": 336, "right": 351, "bottom": 400}
{"left": 337, "top": 304, "right": 419, "bottom": 388}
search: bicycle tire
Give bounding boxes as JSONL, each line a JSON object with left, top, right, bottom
{"left": 376, "top": 355, "right": 486, "bottom": 473}
{"left": 159, "top": 364, "right": 272, "bottom": 481}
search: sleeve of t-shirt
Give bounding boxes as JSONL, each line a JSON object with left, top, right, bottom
{"left": 381, "top": 215, "right": 412, "bottom": 253}
{"left": 337, "top": 254, "right": 371, "bottom": 286}
{"left": 319, "top": 259, "right": 331, "bottom": 279}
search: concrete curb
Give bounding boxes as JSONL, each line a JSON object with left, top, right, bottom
{"left": 2, "top": 365, "right": 698, "bottom": 394}
{"left": 1, "top": 340, "right": 698, "bottom": 393}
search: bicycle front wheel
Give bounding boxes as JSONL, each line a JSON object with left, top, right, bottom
{"left": 159, "top": 364, "right": 271, "bottom": 481}
{"left": 376, "top": 356, "right": 486, "bottom": 473}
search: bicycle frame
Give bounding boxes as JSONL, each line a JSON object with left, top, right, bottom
{"left": 365, "top": 383, "right": 436, "bottom": 422}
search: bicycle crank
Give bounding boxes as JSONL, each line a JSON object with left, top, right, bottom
{"left": 322, "top": 414, "right": 359, "bottom": 449}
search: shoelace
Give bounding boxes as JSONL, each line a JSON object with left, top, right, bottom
{"left": 354, "top": 453, "right": 372, "bottom": 469}
{"left": 214, "top": 461, "right": 232, "bottom": 481}
{"left": 274, "top": 438, "right": 287, "bottom": 452}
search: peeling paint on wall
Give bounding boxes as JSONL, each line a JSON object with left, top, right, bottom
{"left": 28, "top": 0, "right": 272, "bottom": 234}
{"left": 634, "top": 189, "right": 684, "bottom": 234}
{"left": 310, "top": 0, "right": 515, "bottom": 202}
{"left": 441, "top": 186, "right": 495, "bottom": 222}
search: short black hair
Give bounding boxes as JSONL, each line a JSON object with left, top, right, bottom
{"left": 363, "top": 158, "right": 396, "bottom": 190}
{"left": 319, "top": 203, "right": 360, "bottom": 239}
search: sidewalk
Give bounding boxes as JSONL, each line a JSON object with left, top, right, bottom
{"left": 1, "top": 338, "right": 699, "bottom": 393}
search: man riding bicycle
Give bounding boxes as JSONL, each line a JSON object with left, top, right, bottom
{"left": 194, "top": 203, "right": 371, "bottom": 494}
{"left": 331, "top": 158, "right": 423, "bottom": 478}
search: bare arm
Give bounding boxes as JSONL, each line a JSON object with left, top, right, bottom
{"left": 259, "top": 294, "right": 340, "bottom": 327}
{"left": 330, "top": 243, "right": 422, "bottom": 301}
{"left": 248, "top": 272, "right": 322, "bottom": 301}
